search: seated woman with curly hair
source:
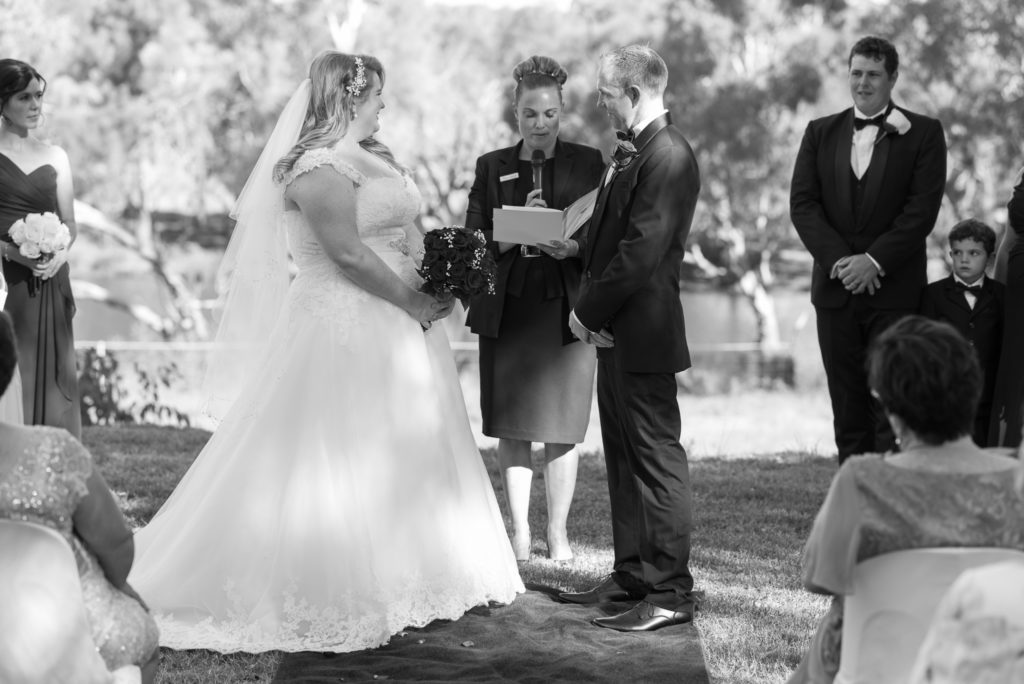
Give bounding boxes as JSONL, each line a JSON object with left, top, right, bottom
{"left": 788, "top": 315, "right": 1024, "bottom": 683}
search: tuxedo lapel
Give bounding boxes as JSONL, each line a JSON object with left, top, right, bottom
{"left": 858, "top": 132, "right": 890, "bottom": 230}
{"left": 972, "top": 280, "right": 997, "bottom": 316}
{"left": 585, "top": 170, "right": 614, "bottom": 266}
{"left": 832, "top": 111, "right": 855, "bottom": 230}
{"left": 942, "top": 279, "right": 972, "bottom": 314}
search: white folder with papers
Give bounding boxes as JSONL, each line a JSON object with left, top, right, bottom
{"left": 492, "top": 188, "right": 599, "bottom": 246}
{"left": 493, "top": 206, "right": 563, "bottom": 246}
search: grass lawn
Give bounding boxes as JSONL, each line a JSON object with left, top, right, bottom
{"left": 85, "top": 423, "right": 835, "bottom": 684}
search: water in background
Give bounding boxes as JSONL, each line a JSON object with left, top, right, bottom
{"left": 74, "top": 272, "right": 826, "bottom": 387}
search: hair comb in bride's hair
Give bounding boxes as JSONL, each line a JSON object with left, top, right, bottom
{"left": 346, "top": 57, "right": 367, "bottom": 97}
{"left": 516, "top": 66, "right": 563, "bottom": 81}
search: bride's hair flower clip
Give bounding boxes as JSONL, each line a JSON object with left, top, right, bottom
{"left": 346, "top": 56, "right": 367, "bottom": 97}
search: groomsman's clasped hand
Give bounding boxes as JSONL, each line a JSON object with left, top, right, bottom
{"left": 830, "top": 253, "right": 882, "bottom": 295}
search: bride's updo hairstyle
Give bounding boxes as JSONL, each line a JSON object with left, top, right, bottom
{"left": 512, "top": 55, "right": 568, "bottom": 108}
{"left": 274, "top": 51, "right": 401, "bottom": 182}
{"left": 0, "top": 59, "right": 45, "bottom": 120}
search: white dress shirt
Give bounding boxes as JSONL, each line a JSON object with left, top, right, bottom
{"left": 851, "top": 106, "right": 885, "bottom": 179}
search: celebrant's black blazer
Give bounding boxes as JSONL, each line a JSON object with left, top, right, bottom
{"left": 464, "top": 138, "right": 604, "bottom": 341}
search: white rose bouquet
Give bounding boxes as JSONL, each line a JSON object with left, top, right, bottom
{"left": 8, "top": 212, "right": 71, "bottom": 262}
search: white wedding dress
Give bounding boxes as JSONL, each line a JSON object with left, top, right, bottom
{"left": 129, "top": 147, "right": 524, "bottom": 653}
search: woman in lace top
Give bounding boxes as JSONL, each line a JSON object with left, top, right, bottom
{"left": 0, "top": 312, "right": 159, "bottom": 681}
{"left": 788, "top": 315, "right": 1024, "bottom": 684}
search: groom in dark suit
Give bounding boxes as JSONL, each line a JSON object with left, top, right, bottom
{"left": 556, "top": 45, "right": 700, "bottom": 632}
{"left": 791, "top": 36, "right": 947, "bottom": 463}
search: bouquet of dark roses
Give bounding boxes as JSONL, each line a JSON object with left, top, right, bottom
{"left": 416, "top": 225, "right": 496, "bottom": 305}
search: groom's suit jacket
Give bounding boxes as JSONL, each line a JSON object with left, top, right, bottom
{"left": 790, "top": 104, "right": 947, "bottom": 310}
{"left": 465, "top": 138, "right": 604, "bottom": 342}
{"left": 574, "top": 113, "right": 700, "bottom": 373}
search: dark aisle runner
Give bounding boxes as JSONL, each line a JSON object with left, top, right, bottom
{"left": 272, "top": 585, "right": 709, "bottom": 683}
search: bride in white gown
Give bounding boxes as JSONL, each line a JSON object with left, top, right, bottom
{"left": 129, "top": 51, "right": 523, "bottom": 654}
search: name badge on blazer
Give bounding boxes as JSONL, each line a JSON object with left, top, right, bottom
{"left": 499, "top": 172, "right": 519, "bottom": 183}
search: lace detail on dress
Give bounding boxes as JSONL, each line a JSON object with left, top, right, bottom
{"left": 279, "top": 146, "right": 423, "bottom": 331}
{"left": 281, "top": 147, "right": 368, "bottom": 188}
{"left": 152, "top": 571, "right": 518, "bottom": 653}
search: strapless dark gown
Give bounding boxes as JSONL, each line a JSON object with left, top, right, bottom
{"left": 0, "top": 152, "right": 80, "bottom": 437}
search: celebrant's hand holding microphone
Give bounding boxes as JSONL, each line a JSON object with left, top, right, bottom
{"left": 518, "top": 149, "right": 548, "bottom": 257}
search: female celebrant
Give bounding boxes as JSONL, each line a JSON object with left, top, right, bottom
{"left": 0, "top": 59, "right": 80, "bottom": 437}
{"left": 465, "top": 55, "right": 604, "bottom": 561}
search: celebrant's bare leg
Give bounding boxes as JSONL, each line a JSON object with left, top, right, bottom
{"left": 543, "top": 443, "right": 577, "bottom": 561}
{"left": 498, "top": 438, "right": 533, "bottom": 561}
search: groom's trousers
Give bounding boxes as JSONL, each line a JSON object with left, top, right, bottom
{"left": 596, "top": 353, "right": 694, "bottom": 612}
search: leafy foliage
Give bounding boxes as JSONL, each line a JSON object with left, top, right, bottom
{"left": 3, "top": 0, "right": 1019, "bottom": 346}
{"left": 77, "top": 348, "right": 190, "bottom": 427}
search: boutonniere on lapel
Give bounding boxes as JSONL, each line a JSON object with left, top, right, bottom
{"left": 611, "top": 131, "right": 639, "bottom": 170}
{"left": 874, "top": 109, "right": 911, "bottom": 146}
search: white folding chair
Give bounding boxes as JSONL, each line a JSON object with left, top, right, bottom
{"left": 0, "top": 519, "right": 126, "bottom": 684}
{"left": 835, "top": 547, "right": 1024, "bottom": 684}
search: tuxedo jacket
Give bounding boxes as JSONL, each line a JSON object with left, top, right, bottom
{"left": 464, "top": 138, "right": 604, "bottom": 341}
{"left": 790, "top": 104, "right": 947, "bottom": 310}
{"left": 989, "top": 172, "right": 1024, "bottom": 444}
{"left": 920, "top": 275, "right": 1005, "bottom": 400}
{"left": 574, "top": 114, "right": 700, "bottom": 373}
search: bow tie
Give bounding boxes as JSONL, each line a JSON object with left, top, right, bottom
{"left": 955, "top": 281, "right": 982, "bottom": 293}
{"left": 616, "top": 129, "right": 635, "bottom": 142}
{"left": 854, "top": 114, "right": 886, "bottom": 130}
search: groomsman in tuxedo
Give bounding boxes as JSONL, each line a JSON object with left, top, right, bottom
{"left": 558, "top": 45, "right": 700, "bottom": 631}
{"left": 791, "top": 36, "right": 947, "bottom": 463}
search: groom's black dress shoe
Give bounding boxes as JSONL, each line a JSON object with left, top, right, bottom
{"left": 557, "top": 575, "right": 643, "bottom": 605}
{"left": 592, "top": 600, "right": 694, "bottom": 632}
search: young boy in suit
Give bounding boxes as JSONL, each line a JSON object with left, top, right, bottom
{"left": 920, "top": 219, "right": 1006, "bottom": 445}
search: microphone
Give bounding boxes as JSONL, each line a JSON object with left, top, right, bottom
{"left": 531, "top": 149, "right": 545, "bottom": 201}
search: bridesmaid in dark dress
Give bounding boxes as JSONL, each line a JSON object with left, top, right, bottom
{"left": 0, "top": 59, "right": 81, "bottom": 437}
{"left": 989, "top": 165, "right": 1024, "bottom": 448}
{"left": 466, "top": 56, "right": 605, "bottom": 560}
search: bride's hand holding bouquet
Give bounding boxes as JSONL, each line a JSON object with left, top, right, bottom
{"left": 415, "top": 225, "right": 496, "bottom": 329}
